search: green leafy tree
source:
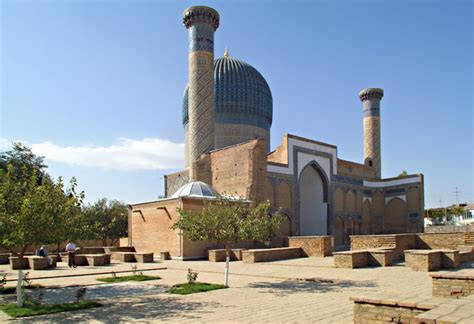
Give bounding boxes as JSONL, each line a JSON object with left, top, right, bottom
{"left": 0, "top": 143, "right": 83, "bottom": 307}
{"left": 171, "top": 199, "right": 283, "bottom": 287}
{"left": 0, "top": 142, "right": 46, "bottom": 183}
{"left": 398, "top": 170, "right": 409, "bottom": 177}
{"left": 0, "top": 168, "right": 83, "bottom": 306}
{"left": 82, "top": 198, "right": 128, "bottom": 246}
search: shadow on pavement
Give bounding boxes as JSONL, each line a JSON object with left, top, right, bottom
{"left": 10, "top": 294, "right": 222, "bottom": 323}
{"left": 248, "top": 278, "right": 377, "bottom": 296}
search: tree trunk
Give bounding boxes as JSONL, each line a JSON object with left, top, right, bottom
{"left": 224, "top": 244, "right": 230, "bottom": 287}
{"left": 15, "top": 246, "right": 28, "bottom": 307}
{"left": 16, "top": 268, "right": 23, "bottom": 307}
{"left": 16, "top": 250, "right": 25, "bottom": 307}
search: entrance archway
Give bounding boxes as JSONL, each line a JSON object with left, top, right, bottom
{"left": 299, "top": 162, "right": 328, "bottom": 235}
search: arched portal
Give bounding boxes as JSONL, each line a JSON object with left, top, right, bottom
{"left": 299, "top": 162, "right": 328, "bottom": 235}
{"left": 385, "top": 197, "right": 407, "bottom": 234}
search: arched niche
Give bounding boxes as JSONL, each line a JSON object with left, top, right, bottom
{"left": 408, "top": 188, "right": 420, "bottom": 211}
{"left": 344, "top": 190, "right": 355, "bottom": 213}
{"left": 334, "top": 187, "right": 344, "bottom": 213}
{"left": 265, "top": 179, "right": 275, "bottom": 207}
{"left": 298, "top": 161, "right": 328, "bottom": 236}
{"left": 278, "top": 181, "right": 292, "bottom": 209}
{"left": 362, "top": 199, "right": 372, "bottom": 234}
{"left": 384, "top": 197, "right": 407, "bottom": 234}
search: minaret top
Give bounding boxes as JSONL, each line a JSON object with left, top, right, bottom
{"left": 359, "top": 88, "right": 384, "bottom": 102}
{"left": 183, "top": 6, "right": 220, "bottom": 30}
{"left": 224, "top": 48, "right": 229, "bottom": 58}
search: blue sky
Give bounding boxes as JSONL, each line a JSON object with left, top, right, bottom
{"left": 0, "top": 0, "right": 472, "bottom": 208}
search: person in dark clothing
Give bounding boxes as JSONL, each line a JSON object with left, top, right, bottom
{"left": 38, "top": 246, "right": 47, "bottom": 257}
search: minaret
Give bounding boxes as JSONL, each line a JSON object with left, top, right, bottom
{"left": 359, "top": 88, "right": 384, "bottom": 179}
{"left": 183, "top": 6, "right": 219, "bottom": 180}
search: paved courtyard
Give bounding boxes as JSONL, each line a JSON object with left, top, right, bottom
{"left": 0, "top": 257, "right": 472, "bottom": 323}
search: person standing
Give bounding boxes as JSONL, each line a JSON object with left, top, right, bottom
{"left": 65, "top": 241, "right": 77, "bottom": 268}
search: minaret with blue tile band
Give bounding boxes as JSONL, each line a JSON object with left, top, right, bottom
{"left": 183, "top": 6, "right": 219, "bottom": 179}
{"left": 359, "top": 88, "right": 384, "bottom": 179}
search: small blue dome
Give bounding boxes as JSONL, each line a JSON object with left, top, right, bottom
{"left": 182, "top": 56, "right": 273, "bottom": 129}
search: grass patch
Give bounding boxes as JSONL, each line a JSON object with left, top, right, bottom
{"left": 0, "top": 285, "right": 42, "bottom": 295}
{"left": 97, "top": 274, "right": 161, "bottom": 283}
{"left": 168, "top": 282, "right": 226, "bottom": 295}
{"left": 0, "top": 300, "right": 102, "bottom": 318}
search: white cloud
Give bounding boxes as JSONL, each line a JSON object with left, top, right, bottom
{"left": 1, "top": 137, "right": 184, "bottom": 171}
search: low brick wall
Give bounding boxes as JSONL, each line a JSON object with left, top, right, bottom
{"left": 350, "top": 234, "right": 416, "bottom": 260}
{"left": 350, "top": 233, "right": 472, "bottom": 262}
{"left": 288, "top": 236, "right": 333, "bottom": 257}
{"left": 242, "top": 247, "right": 302, "bottom": 263}
{"left": 350, "top": 235, "right": 382, "bottom": 250}
{"left": 367, "top": 249, "right": 392, "bottom": 266}
{"left": 440, "top": 250, "right": 460, "bottom": 268}
{"left": 333, "top": 251, "right": 368, "bottom": 268}
{"left": 431, "top": 274, "right": 474, "bottom": 298}
{"left": 393, "top": 234, "right": 417, "bottom": 259}
{"left": 460, "top": 250, "right": 474, "bottom": 263}
{"left": 352, "top": 295, "right": 474, "bottom": 323}
{"left": 405, "top": 250, "right": 441, "bottom": 271}
{"left": 79, "top": 247, "right": 106, "bottom": 254}
{"left": 0, "top": 253, "right": 9, "bottom": 264}
{"left": 416, "top": 233, "right": 465, "bottom": 250}
{"left": 208, "top": 249, "right": 245, "bottom": 262}
{"left": 351, "top": 296, "right": 435, "bottom": 323}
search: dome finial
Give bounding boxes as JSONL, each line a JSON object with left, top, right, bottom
{"left": 224, "top": 48, "right": 229, "bottom": 58}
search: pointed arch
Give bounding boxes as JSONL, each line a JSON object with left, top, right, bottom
{"left": 265, "top": 179, "right": 275, "bottom": 207}
{"left": 298, "top": 161, "right": 329, "bottom": 236}
{"left": 385, "top": 197, "right": 407, "bottom": 234}
{"left": 344, "top": 189, "right": 355, "bottom": 213}
{"left": 334, "top": 187, "right": 344, "bottom": 213}
{"left": 362, "top": 199, "right": 372, "bottom": 234}
{"left": 298, "top": 161, "right": 329, "bottom": 202}
{"left": 278, "top": 181, "right": 292, "bottom": 209}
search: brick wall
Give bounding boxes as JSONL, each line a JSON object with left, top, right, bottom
{"left": 416, "top": 233, "right": 464, "bottom": 250}
{"left": 351, "top": 233, "right": 466, "bottom": 258}
{"left": 192, "top": 139, "right": 268, "bottom": 202}
{"left": 431, "top": 274, "right": 474, "bottom": 298}
{"left": 351, "top": 235, "right": 382, "bottom": 250}
{"left": 337, "top": 159, "right": 376, "bottom": 179}
{"left": 288, "top": 236, "right": 333, "bottom": 257}
{"left": 242, "top": 247, "right": 302, "bottom": 263}
{"left": 130, "top": 199, "right": 182, "bottom": 257}
{"left": 352, "top": 299, "right": 429, "bottom": 323}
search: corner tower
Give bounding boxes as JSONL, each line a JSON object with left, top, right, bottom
{"left": 183, "top": 6, "right": 220, "bottom": 180}
{"left": 359, "top": 88, "right": 384, "bottom": 179}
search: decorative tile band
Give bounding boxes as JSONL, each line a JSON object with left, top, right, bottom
{"left": 364, "top": 107, "right": 380, "bottom": 117}
{"left": 189, "top": 24, "right": 215, "bottom": 53}
{"left": 386, "top": 188, "right": 406, "bottom": 195}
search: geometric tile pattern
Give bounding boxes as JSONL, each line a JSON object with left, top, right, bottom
{"left": 364, "top": 116, "right": 381, "bottom": 178}
{"left": 359, "top": 88, "right": 383, "bottom": 180}
{"left": 166, "top": 172, "right": 190, "bottom": 197}
{"left": 188, "top": 51, "right": 215, "bottom": 174}
{"left": 184, "top": 6, "right": 219, "bottom": 178}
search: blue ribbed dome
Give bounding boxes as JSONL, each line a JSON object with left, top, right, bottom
{"left": 182, "top": 56, "right": 273, "bottom": 129}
